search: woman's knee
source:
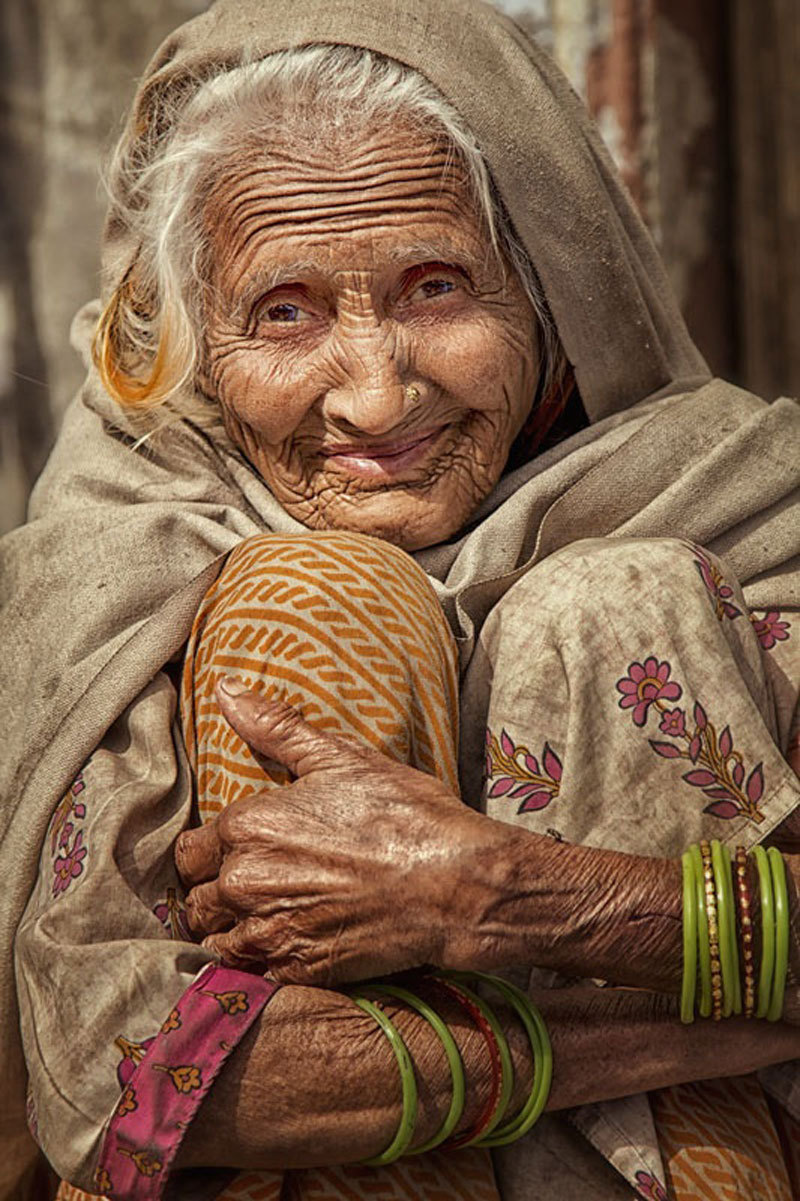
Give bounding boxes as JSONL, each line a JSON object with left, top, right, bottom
{"left": 494, "top": 536, "right": 744, "bottom": 633}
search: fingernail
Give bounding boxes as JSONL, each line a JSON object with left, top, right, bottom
{"left": 219, "top": 676, "right": 248, "bottom": 696}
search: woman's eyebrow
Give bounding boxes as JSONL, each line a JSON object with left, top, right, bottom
{"left": 230, "top": 262, "right": 321, "bottom": 318}
{"left": 386, "top": 240, "right": 484, "bottom": 275}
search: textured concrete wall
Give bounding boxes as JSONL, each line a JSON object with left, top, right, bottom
{"left": 1, "top": 0, "right": 796, "bottom": 533}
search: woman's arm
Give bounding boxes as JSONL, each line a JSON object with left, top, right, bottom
{"left": 178, "top": 685, "right": 800, "bottom": 1016}
{"left": 175, "top": 979, "right": 800, "bottom": 1170}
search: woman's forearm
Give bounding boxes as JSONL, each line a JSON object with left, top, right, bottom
{"left": 176, "top": 977, "right": 799, "bottom": 1172}
{"left": 448, "top": 827, "right": 798, "bottom": 1000}
{"left": 539, "top": 985, "right": 800, "bottom": 1110}
{"left": 175, "top": 982, "right": 531, "bottom": 1170}
{"left": 446, "top": 828, "right": 685, "bottom": 992}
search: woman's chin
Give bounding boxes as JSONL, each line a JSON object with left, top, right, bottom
{"left": 292, "top": 487, "right": 476, "bottom": 551}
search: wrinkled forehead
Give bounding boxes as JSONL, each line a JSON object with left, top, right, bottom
{"left": 203, "top": 117, "right": 494, "bottom": 293}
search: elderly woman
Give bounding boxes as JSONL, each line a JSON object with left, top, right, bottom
{"left": 2, "top": 1, "right": 800, "bottom": 1200}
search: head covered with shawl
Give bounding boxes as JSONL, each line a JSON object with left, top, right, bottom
{"left": 1, "top": 0, "right": 799, "bottom": 1194}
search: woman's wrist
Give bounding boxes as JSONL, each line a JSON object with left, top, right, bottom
{"left": 441, "top": 817, "right": 685, "bottom": 991}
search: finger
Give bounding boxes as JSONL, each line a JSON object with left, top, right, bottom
{"left": 216, "top": 677, "right": 362, "bottom": 776}
{"left": 175, "top": 823, "right": 224, "bottom": 886}
{"left": 202, "top": 916, "right": 274, "bottom": 969}
{"left": 185, "top": 879, "right": 236, "bottom": 936}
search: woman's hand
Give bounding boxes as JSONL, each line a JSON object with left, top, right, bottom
{"left": 175, "top": 678, "right": 507, "bottom": 985}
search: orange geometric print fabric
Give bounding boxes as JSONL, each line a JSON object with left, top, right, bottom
{"left": 651, "top": 1075, "right": 795, "bottom": 1200}
{"left": 178, "top": 532, "right": 498, "bottom": 1201}
{"left": 181, "top": 531, "right": 462, "bottom": 813}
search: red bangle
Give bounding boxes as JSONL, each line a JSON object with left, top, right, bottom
{"left": 427, "top": 977, "right": 503, "bottom": 1148}
{"left": 735, "top": 845, "right": 756, "bottom": 1018}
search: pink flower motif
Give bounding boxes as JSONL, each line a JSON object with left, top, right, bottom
{"left": 694, "top": 550, "right": 742, "bottom": 621}
{"left": 52, "top": 830, "right": 87, "bottom": 895}
{"left": 750, "top": 609, "right": 791, "bottom": 651}
{"left": 616, "top": 657, "right": 682, "bottom": 727}
{"left": 658, "top": 707, "right": 686, "bottom": 737}
{"left": 634, "top": 1170, "right": 668, "bottom": 1201}
{"left": 58, "top": 820, "right": 74, "bottom": 850}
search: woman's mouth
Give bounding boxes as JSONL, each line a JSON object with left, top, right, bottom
{"left": 321, "top": 426, "right": 447, "bottom": 479}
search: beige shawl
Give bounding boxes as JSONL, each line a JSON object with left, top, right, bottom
{"left": 1, "top": 0, "right": 798, "bottom": 1192}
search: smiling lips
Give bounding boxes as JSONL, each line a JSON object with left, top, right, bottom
{"left": 321, "top": 426, "right": 446, "bottom": 479}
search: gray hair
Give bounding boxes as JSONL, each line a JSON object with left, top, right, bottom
{"left": 97, "top": 43, "right": 562, "bottom": 423}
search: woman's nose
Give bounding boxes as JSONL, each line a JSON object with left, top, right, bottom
{"left": 322, "top": 321, "right": 414, "bottom": 435}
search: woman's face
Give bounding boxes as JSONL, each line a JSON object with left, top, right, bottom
{"left": 202, "top": 120, "right": 539, "bottom": 550}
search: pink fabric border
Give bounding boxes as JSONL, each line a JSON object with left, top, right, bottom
{"left": 95, "top": 963, "right": 281, "bottom": 1198}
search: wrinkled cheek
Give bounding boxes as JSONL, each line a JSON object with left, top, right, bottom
{"left": 214, "top": 357, "right": 315, "bottom": 445}
{"left": 418, "top": 324, "right": 534, "bottom": 414}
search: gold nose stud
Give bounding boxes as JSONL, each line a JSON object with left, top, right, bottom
{"left": 405, "top": 385, "right": 421, "bottom": 403}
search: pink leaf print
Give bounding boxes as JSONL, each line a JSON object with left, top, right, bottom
{"left": 488, "top": 777, "right": 516, "bottom": 798}
{"left": 517, "top": 790, "right": 557, "bottom": 813}
{"left": 649, "top": 740, "right": 683, "bottom": 759}
{"left": 746, "top": 763, "right": 764, "bottom": 805}
{"left": 732, "top": 761, "right": 745, "bottom": 787}
{"left": 694, "top": 701, "right": 708, "bottom": 730}
{"left": 682, "top": 770, "right": 717, "bottom": 787}
{"left": 719, "top": 726, "right": 732, "bottom": 758}
{"left": 704, "top": 800, "right": 740, "bottom": 819}
{"left": 703, "top": 787, "right": 736, "bottom": 801}
{"left": 694, "top": 550, "right": 743, "bottom": 622}
{"left": 485, "top": 727, "right": 562, "bottom": 816}
{"left": 688, "top": 735, "right": 702, "bottom": 762}
{"left": 542, "top": 743, "right": 563, "bottom": 782}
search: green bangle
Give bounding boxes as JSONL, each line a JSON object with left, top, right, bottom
{"left": 433, "top": 972, "right": 514, "bottom": 1144}
{"left": 681, "top": 851, "right": 698, "bottom": 1023}
{"left": 689, "top": 843, "right": 712, "bottom": 1017}
{"left": 753, "top": 845, "right": 775, "bottom": 1019}
{"left": 767, "top": 848, "right": 789, "bottom": 1022}
{"left": 368, "top": 984, "right": 465, "bottom": 1154}
{"left": 466, "top": 973, "right": 552, "bottom": 1147}
{"left": 352, "top": 995, "right": 418, "bottom": 1165}
{"left": 722, "top": 843, "right": 742, "bottom": 1015}
{"left": 711, "top": 840, "right": 736, "bottom": 1018}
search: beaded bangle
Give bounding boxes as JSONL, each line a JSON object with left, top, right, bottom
{"left": 700, "top": 839, "right": 724, "bottom": 1020}
{"left": 351, "top": 995, "right": 418, "bottom": 1165}
{"left": 753, "top": 845, "right": 775, "bottom": 1019}
{"left": 462, "top": 973, "right": 552, "bottom": 1147}
{"left": 689, "top": 843, "right": 713, "bottom": 1017}
{"left": 368, "top": 984, "right": 466, "bottom": 1155}
{"left": 711, "top": 840, "right": 741, "bottom": 1016}
{"left": 429, "top": 975, "right": 513, "bottom": 1147}
{"left": 767, "top": 847, "right": 789, "bottom": 1022}
{"left": 735, "top": 847, "right": 756, "bottom": 1019}
{"left": 722, "top": 844, "right": 742, "bottom": 1014}
{"left": 681, "top": 851, "right": 698, "bottom": 1023}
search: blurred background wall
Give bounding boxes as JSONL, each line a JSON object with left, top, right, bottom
{"left": 1, "top": 0, "right": 798, "bottom": 534}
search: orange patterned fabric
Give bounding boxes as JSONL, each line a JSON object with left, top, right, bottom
{"left": 182, "top": 531, "right": 495, "bottom": 1200}
{"left": 651, "top": 1075, "right": 794, "bottom": 1200}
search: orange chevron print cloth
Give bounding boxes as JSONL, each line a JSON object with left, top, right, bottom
{"left": 180, "top": 531, "right": 498, "bottom": 1201}
{"left": 650, "top": 1076, "right": 798, "bottom": 1201}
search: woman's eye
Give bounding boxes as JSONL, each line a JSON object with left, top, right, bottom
{"left": 412, "top": 279, "right": 456, "bottom": 301}
{"left": 265, "top": 302, "right": 304, "bottom": 323}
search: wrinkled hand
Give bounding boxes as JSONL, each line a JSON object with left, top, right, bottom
{"left": 175, "top": 678, "right": 503, "bottom": 985}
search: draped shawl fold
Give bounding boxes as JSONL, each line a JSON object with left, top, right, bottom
{"left": 1, "top": 0, "right": 798, "bottom": 1192}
